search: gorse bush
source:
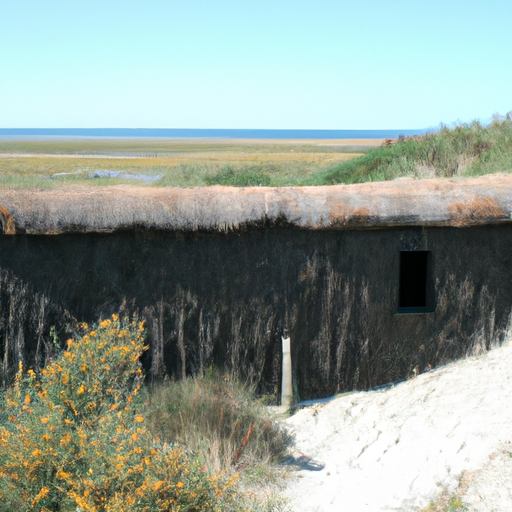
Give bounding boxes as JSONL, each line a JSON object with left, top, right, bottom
{"left": 0, "top": 316, "right": 237, "bottom": 512}
{"left": 307, "top": 112, "right": 512, "bottom": 185}
{"left": 147, "top": 371, "right": 292, "bottom": 474}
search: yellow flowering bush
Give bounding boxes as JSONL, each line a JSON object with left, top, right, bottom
{"left": 0, "top": 315, "right": 237, "bottom": 512}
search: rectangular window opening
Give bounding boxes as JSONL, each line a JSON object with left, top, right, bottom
{"left": 398, "top": 251, "right": 433, "bottom": 313}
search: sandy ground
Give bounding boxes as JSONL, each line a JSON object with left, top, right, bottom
{"left": 284, "top": 340, "right": 512, "bottom": 511}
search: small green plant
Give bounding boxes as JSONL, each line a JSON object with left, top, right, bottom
{"left": 447, "top": 497, "right": 466, "bottom": 511}
{"left": 0, "top": 315, "right": 237, "bottom": 511}
{"left": 421, "top": 496, "right": 467, "bottom": 512}
{"left": 419, "top": 471, "right": 473, "bottom": 512}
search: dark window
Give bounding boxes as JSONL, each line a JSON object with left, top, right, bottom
{"left": 399, "top": 251, "right": 429, "bottom": 309}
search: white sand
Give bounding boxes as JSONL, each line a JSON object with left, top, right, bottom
{"left": 284, "top": 341, "right": 512, "bottom": 511}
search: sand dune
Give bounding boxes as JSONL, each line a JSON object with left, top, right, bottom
{"left": 284, "top": 339, "right": 512, "bottom": 511}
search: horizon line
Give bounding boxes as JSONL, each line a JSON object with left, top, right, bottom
{"left": 0, "top": 127, "right": 430, "bottom": 131}
{"left": 0, "top": 127, "right": 431, "bottom": 140}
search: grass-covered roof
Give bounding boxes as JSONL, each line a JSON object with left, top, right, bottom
{"left": 1, "top": 174, "right": 511, "bottom": 235}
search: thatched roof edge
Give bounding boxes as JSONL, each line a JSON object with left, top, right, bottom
{"left": 1, "top": 175, "right": 512, "bottom": 235}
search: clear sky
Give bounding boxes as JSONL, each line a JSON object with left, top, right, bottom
{"left": 1, "top": 0, "right": 511, "bottom": 129}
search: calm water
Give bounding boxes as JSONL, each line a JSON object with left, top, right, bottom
{"left": 0, "top": 128, "right": 428, "bottom": 139}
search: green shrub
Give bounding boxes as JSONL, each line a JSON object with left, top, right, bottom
{"left": 0, "top": 316, "right": 237, "bottom": 512}
{"left": 147, "top": 371, "right": 292, "bottom": 474}
{"left": 204, "top": 165, "right": 273, "bottom": 187}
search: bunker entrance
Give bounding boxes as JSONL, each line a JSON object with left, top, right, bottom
{"left": 399, "top": 251, "right": 432, "bottom": 312}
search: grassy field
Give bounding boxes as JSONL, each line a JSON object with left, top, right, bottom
{"left": 0, "top": 137, "right": 376, "bottom": 189}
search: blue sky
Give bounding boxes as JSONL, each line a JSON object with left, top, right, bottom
{"left": 1, "top": 0, "right": 511, "bottom": 129}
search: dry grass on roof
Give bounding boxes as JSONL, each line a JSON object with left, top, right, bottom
{"left": 2, "top": 174, "right": 512, "bottom": 235}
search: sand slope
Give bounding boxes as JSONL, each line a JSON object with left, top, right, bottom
{"left": 284, "top": 340, "right": 512, "bottom": 511}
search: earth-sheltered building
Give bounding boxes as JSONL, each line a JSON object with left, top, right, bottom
{"left": 1, "top": 174, "right": 511, "bottom": 399}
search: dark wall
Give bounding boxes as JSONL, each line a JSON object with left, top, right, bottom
{"left": 0, "top": 225, "right": 511, "bottom": 399}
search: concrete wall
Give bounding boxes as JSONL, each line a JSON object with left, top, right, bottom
{"left": 0, "top": 224, "right": 510, "bottom": 399}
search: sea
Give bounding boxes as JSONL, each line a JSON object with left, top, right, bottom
{"left": 0, "top": 128, "right": 428, "bottom": 140}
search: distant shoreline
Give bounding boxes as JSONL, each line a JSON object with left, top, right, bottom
{"left": 0, "top": 128, "right": 428, "bottom": 140}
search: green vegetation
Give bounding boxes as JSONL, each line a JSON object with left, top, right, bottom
{"left": 421, "top": 496, "right": 467, "bottom": 512}
{"left": 0, "top": 316, "right": 290, "bottom": 511}
{"left": 421, "top": 494, "right": 468, "bottom": 512}
{"left": 306, "top": 113, "right": 512, "bottom": 185}
{"left": 0, "top": 138, "right": 371, "bottom": 189}
{"left": 203, "top": 165, "right": 273, "bottom": 187}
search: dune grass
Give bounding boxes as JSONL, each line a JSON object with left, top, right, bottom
{"left": 146, "top": 371, "right": 292, "bottom": 474}
{"left": 305, "top": 113, "right": 512, "bottom": 185}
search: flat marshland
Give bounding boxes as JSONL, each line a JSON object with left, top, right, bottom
{"left": 0, "top": 137, "right": 377, "bottom": 189}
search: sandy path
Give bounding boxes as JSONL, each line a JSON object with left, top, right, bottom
{"left": 284, "top": 341, "right": 512, "bottom": 511}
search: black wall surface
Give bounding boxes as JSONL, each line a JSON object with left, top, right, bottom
{"left": 0, "top": 225, "right": 510, "bottom": 399}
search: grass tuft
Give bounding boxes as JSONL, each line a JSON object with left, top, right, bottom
{"left": 146, "top": 370, "right": 293, "bottom": 474}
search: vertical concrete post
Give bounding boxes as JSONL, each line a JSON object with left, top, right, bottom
{"left": 281, "top": 335, "right": 292, "bottom": 407}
